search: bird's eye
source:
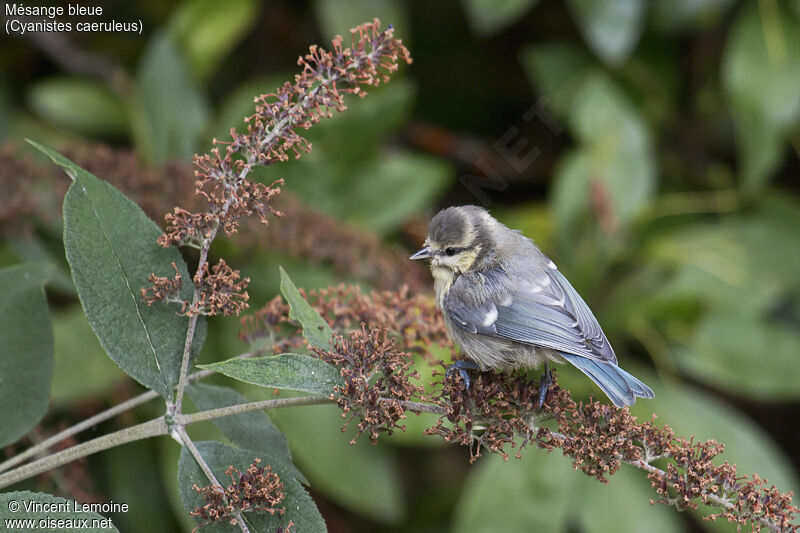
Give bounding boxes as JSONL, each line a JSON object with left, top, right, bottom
{"left": 445, "top": 248, "right": 457, "bottom": 256}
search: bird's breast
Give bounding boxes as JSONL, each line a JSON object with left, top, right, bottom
{"left": 431, "top": 265, "right": 455, "bottom": 308}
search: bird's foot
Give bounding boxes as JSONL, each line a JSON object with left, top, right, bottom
{"left": 446, "top": 360, "right": 480, "bottom": 390}
{"left": 538, "top": 363, "right": 552, "bottom": 409}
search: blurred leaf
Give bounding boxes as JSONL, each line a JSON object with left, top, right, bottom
{"left": 462, "top": 0, "right": 539, "bottom": 37}
{"left": 630, "top": 371, "right": 800, "bottom": 517}
{"left": 454, "top": 449, "right": 573, "bottom": 532}
{"left": 342, "top": 151, "right": 451, "bottom": 234}
{"left": 457, "top": 443, "right": 682, "bottom": 533}
{"left": 722, "top": 1, "right": 800, "bottom": 188}
{"left": 566, "top": 0, "right": 647, "bottom": 66}
{"left": 252, "top": 81, "right": 431, "bottom": 234}
{"left": 495, "top": 204, "right": 554, "bottom": 253}
{"left": 315, "top": 0, "right": 409, "bottom": 42}
{"left": 241, "top": 251, "right": 341, "bottom": 307}
{"left": 27, "top": 77, "right": 127, "bottom": 138}
{"left": 32, "top": 141, "right": 206, "bottom": 399}
{"left": 551, "top": 73, "right": 656, "bottom": 245}
{"left": 647, "top": 224, "right": 777, "bottom": 314}
{"left": 168, "top": 0, "right": 260, "bottom": 81}
{"left": 178, "top": 441, "right": 325, "bottom": 532}
{"left": 647, "top": 211, "right": 800, "bottom": 315}
{"left": 50, "top": 308, "right": 125, "bottom": 406}
{"left": 313, "top": 80, "right": 415, "bottom": 166}
{"left": 270, "top": 401, "right": 406, "bottom": 523}
{"left": 158, "top": 439, "right": 197, "bottom": 532}
{"left": 0, "top": 491, "right": 119, "bottom": 529}
{"left": 8, "top": 235, "right": 73, "bottom": 294}
{"left": 676, "top": 309, "right": 800, "bottom": 400}
{"left": 0, "top": 263, "right": 53, "bottom": 447}
{"left": 186, "top": 383, "right": 307, "bottom": 483}
{"left": 280, "top": 266, "right": 334, "bottom": 349}
{"left": 652, "top": 0, "right": 735, "bottom": 33}
{"left": 199, "top": 354, "right": 342, "bottom": 396}
{"left": 135, "top": 31, "right": 211, "bottom": 162}
{"left": 103, "top": 441, "right": 176, "bottom": 532}
{"left": 519, "top": 42, "right": 593, "bottom": 115}
{"left": 575, "top": 462, "right": 682, "bottom": 533}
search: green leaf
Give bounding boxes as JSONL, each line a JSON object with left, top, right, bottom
{"left": 454, "top": 450, "right": 573, "bottom": 532}
{"left": 342, "top": 151, "right": 451, "bottom": 234}
{"left": 676, "top": 309, "right": 800, "bottom": 401}
{"left": 0, "top": 263, "right": 54, "bottom": 447}
{"left": 0, "top": 491, "right": 119, "bottom": 530}
{"left": 168, "top": 0, "right": 260, "bottom": 81}
{"left": 645, "top": 211, "right": 800, "bottom": 316}
{"left": 279, "top": 267, "right": 334, "bottom": 350}
{"left": 519, "top": 42, "right": 593, "bottom": 115}
{"left": 27, "top": 77, "right": 128, "bottom": 138}
{"left": 722, "top": 2, "right": 800, "bottom": 188}
{"left": 199, "top": 354, "right": 342, "bottom": 396}
{"left": 550, "top": 73, "right": 656, "bottom": 244}
{"left": 651, "top": 0, "right": 735, "bottom": 33}
{"left": 575, "top": 464, "right": 682, "bottom": 533}
{"left": 51, "top": 308, "right": 125, "bottom": 406}
{"left": 8, "top": 236, "right": 74, "bottom": 294}
{"left": 455, "top": 448, "right": 683, "bottom": 533}
{"left": 254, "top": 81, "right": 421, "bottom": 233}
{"left": 135, "top": 31, "right": 211, "bottom": 162}
{"left": 462, "top": 0, "right": 539, "bottom": 36}
{"left": 102, "top": 442, "right": 175, "bottom": 532}
{"left": 30, "top": 141, "right": 206, "bottom": 399}
{"left": 186, "top": 383, "right": 307, "bottom": 483}
{"left": 178, "top": 441, "right": 325, "bottom": 532}
{"left": 313, "top": 80, "right": 415, "bottom": 167}
{"left": 314, "top": 0, "right": 409, "bottom": 42}
{"left": 269, "top": 401, "right": 405, "bottom": 523}
{"left": 566, "top": 0, "right": 647, "bottom": 65}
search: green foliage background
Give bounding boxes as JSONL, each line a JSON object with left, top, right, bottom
{"left": 1, "top": 1, "right": 799, "bottom": 531}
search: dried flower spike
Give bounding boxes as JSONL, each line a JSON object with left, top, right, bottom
{"left": 191, "top": 458, "right": 286, "bottom": 529}
{"left": 144, "top": 20, "right": 412, "bottom": 318}
{"left": 312, "top": 326, "right": 423, "bottom": 444}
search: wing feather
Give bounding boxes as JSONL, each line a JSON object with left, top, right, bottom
{"left": 443, "top": 265, "right": 617, "bottom": 364}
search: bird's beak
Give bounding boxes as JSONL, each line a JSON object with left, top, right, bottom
{"left": 409, "top": 247, "right": 432, "bottom": 260}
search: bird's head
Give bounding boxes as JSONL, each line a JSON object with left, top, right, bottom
{"left": 410, "top": 205, "right": 495, "bottom": 276}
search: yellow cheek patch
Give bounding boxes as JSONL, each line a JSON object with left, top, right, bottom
{"left": 456, "top": 245, "right": 480, "bottom": 272}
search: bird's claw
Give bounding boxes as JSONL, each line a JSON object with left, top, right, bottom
{"left": 446, "top": 360, "right": 480, "bottom": 390}
{"left": 538, "top": 362, "right": 552, "bottom": 409}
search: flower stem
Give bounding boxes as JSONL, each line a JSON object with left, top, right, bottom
{"left": 176, "top": 426, "right": 250, "bottom": 533}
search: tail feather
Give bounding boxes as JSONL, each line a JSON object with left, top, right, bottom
{"left": 559, "top": 353, "right": 655, "bottom": 408}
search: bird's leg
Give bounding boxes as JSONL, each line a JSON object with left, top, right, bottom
{"left": 538, "top": 362, "right": 552, "bottom": 409}
{"left": 446, "top": 360, "right": 480, "bottom": 390}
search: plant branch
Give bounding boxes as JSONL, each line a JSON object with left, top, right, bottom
{"left": 0, "top": 382, "right": 788, "bottom": 533}
{"left": 0, "top": 353, "right": 259, "bottom": 475}
{"left": 0, "top": 395, "right": 331, "bottom": 489}
{"left": 0, "top": 417, "right": 168, "bottom": 489}
{"left": 0, "top": 390, "right": 159, "bottom": 474}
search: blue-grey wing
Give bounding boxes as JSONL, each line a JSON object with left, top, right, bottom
{"left": 443, "top": 266, "right": 617, "bottom": 364}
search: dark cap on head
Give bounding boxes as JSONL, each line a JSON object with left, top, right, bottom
{"left": 425, "top": 206, "right": 496, "bottom": 269}
{"left": 429, "top": 207, "right": 468, "bottom": 245}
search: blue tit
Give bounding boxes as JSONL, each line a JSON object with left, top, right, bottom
{"left": 410, "top": 205, "right": 654, "bottom": 408}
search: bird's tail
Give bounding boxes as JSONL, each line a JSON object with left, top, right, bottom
{"left": 559, "top": 353, "right": 654, "bottom": 408}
